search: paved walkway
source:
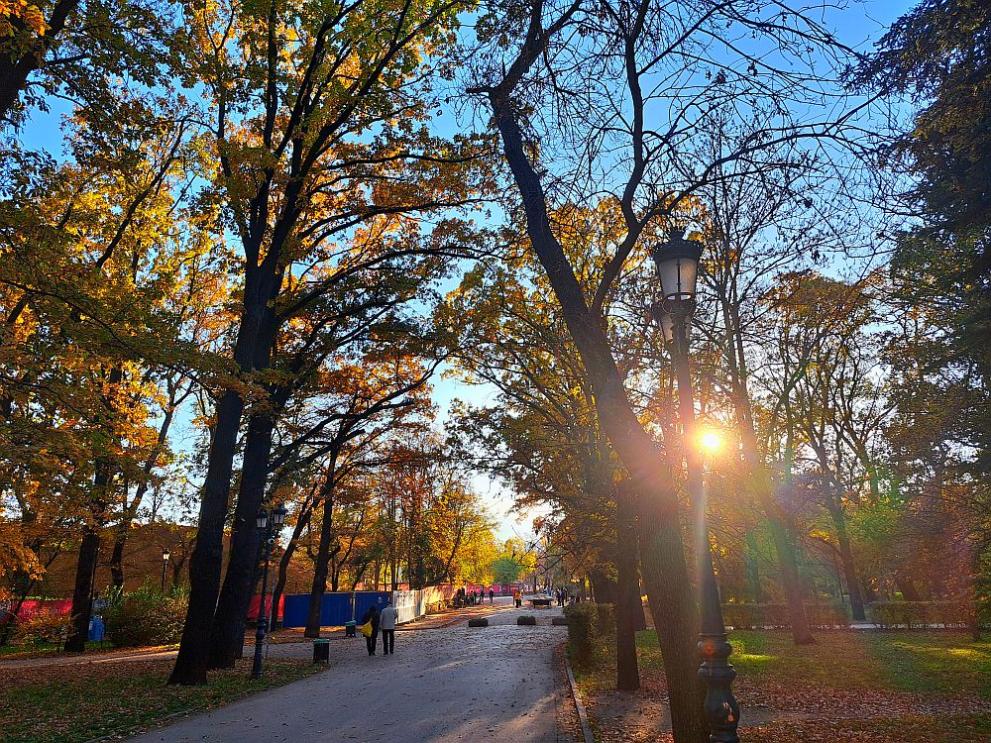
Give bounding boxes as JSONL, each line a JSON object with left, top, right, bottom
{"left": 129, "top": 599, "right": 569, "bottom": 743}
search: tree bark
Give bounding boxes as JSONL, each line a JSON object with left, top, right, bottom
{"left": 208, "top": 412, "right": 276, "bottom": 668}
{"left": 270, "top": 499, "right": 314, "bottom": 629}
{"left": 0, "top": 0, "right": 80, "bottom": 123}
{"left": 169, "top": 263, "right": 280, "bottom": 685}
{"left": 64, "top": 459, "right": 112, "bottom": 652}
{"left": 826, "top": 501, "right": 866, "bottom": 622}
{"left": 616, "top": 490, "right": 641, "bottom": 691}
{"left": 305, "top": 471, "right": 338, "bottom": 638}
{"left": 486, "top": 82, "right": 705, "bottom": 742}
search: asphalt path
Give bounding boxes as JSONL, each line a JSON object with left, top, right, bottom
{"left": 129, "top": 597, "right": 570, "bottom": 743}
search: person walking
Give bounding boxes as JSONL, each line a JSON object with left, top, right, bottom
{"left": 380, "top": 600, "right": 398, "bottom": 655}
{"left": 489, "top": 588, "right": 494, "bottom": 604}
{"left": 360, "top": 602, "right": 381, "bottom": 656}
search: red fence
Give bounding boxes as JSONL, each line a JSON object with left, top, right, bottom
{"left": 1, "top": 598, "right": 73, "bottom": 621}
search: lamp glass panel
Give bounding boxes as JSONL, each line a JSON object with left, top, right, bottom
{"left": 659, "top": 256, "right": 698, "bottom": 299}
{"left": 256, "top": 511, "right": 268, "bottom": 529}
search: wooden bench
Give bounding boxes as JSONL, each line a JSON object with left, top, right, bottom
{"left": 529, "top": 597, "right": 553, "bottom": 609}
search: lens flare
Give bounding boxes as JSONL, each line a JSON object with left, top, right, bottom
{"left": 699, "top": 429, "right": 722, "bottom": 453}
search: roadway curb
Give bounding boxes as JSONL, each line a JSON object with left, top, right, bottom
{"left": 564, "top": 656, "right": 594, "bottom": 743}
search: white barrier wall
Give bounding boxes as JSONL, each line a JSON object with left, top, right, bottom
{"left": 391, "top": 586, "right": 449, "bottom": 624}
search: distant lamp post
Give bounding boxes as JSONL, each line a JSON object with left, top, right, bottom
{"left": 651, "top": 226, "right": 740, "bottom": 743}
{"left": 251, "top": 506, "right": 287, "bottom": 679}
{"left": 161, "top": 548, "right": 171, "bottom": 592}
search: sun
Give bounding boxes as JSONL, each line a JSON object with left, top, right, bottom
{"left": 698, "top": 428, "right": 722, "bottom": 454}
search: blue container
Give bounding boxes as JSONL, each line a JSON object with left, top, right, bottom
{"left": 88, "top": 615, "right": 105, "bottom": 642}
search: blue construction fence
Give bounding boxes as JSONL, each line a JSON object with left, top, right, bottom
{"left": 282, "top": 591, "right": 391, "bottom": 628}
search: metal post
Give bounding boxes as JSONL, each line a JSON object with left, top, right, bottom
{"left": 667, "top": 298, "right": 741, "bottom": 743}
{"left": 251, "top": 529, "right": 273, "bottom": 679}
{"left": 160, "top": 559, "right": 168, "bottom": 592}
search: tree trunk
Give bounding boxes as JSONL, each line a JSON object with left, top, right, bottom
{"left": 745, "top": 530, "right": 762, "bottom": 603}
{"left": 0, "top": 0, "right": 80, "bottom": 123}
{"left": 270, "top": 500, "right": 313, "bottom": 630}
{"left": 169, "top": 263, "right": 280, "bottom": 685}
{"left": 488, "top": 88, "right": 705, "bottom": 743}
{"left": 109, "top": 531, "right": 126, "bottom": 589}
{"left": 64, "top": 455, "right": 113, "bottom": 652}
{"left": 637, "top": 497, "right": 707, "bottom": 742}
{"left": 826, "top": 501, "right": 866, "bottom": 622}
{"left": 616, "top": 490, "right": 640, "bottom": 691}
{"left": 590, "top": 568, "right": 618, "bottom": 605}
{"left": 208, "top": 412, "right": 276, "bottom": 669}
{"left": 305, "top": 490, "right": 337, "bottom": 638}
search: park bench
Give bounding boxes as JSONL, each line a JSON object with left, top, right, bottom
{"left": 529, "top": 596, "right": 552, "bottom": 609}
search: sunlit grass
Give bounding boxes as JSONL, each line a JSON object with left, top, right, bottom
{"left": 592, "top": 629, "right": 991, "bottom": 698}
{"left": 0, "top": 657, "right": 326, "bottom": 743}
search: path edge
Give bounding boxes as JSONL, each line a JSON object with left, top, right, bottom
{"left": 564, "top": 655, "right": 594, "bottom": 743}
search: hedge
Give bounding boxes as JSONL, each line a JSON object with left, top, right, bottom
{"left": 868, "top": 600, "right": 980, "bottom": 629}
{"left": 563, "top": 603, "right": 597, "bottom": 666}
{"left": 11, "top": 611, "right": 71, "bottom": 646}
{"left": 721, "top": 602, "right": 849, "bottom": 629}
{"left": 721, "top": 599, "right": 983, "bottom": 629}
{"left": 104, "top": 586, "right": 187, "bottom": 647}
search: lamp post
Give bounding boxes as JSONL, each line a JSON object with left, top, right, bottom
{"left": 161, "top": 548, "right": 171, "bottom": 592}
{"left": 651, "top": 226, "right": 740, "bottom": 743}
{"left": 251, "top": 506, "right": 286, "bottom": 679}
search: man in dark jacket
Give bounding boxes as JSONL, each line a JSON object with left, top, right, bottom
{"left": 360, "top": 603, "right": 381, "bottom": 656}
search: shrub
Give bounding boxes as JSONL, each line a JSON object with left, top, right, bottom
{"left": 563, "top": 603, "right": 597, "bottom": 666}
{"left": 721, "top": 602, "right": 850, "bottom": 629}
{"left": 552, "top": 616, "right": 569, "bottom": 626}
{"left": 517, "top": 615, "right": 536, "bottom": 626}
{"left": 12, "top": 611, "right": 71, "bottom": 646}
{"left": 468, "top": 617, "right": 488, "bottom": 627}
{"left": 104, "top": 586, "right": 187, "bottom": 647}
{"left": 868, "top": 600, "right": 975, "bottom": 629}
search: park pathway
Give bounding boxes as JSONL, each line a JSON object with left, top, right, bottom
{"left": 129, "top": 597, "right": 571, "bottom": 743}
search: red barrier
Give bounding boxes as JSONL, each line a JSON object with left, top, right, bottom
{"left": 5, "top": 599, "right": 73, "bottom": 620}
{"left": 247, "top": 594, "right": 284, "bottom": 621}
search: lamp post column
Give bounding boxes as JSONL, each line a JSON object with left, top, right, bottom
{"left": 664, "top": 298, "right": 740, "bottom": 743}
{"left": 251, "top": 522, "right": 273, "bottom": 679}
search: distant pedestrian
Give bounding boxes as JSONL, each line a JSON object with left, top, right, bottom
{"left": 489, "top": 588, "right": 494, "bottom": 604}
{"left": 380, "top": 600, "right": 398, "bottom": 655}
{"left": 360, "top": 603, "right": 381, "bottom": 656}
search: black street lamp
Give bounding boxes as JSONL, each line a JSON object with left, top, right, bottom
{"left": 651, "top": 226, "right": 740, "bottom": 743}
{"left": 251, "top": 505, "right": 287, "bottom": 679}
{"left": 161, "top": 548, "right": 171, "bottom": 592}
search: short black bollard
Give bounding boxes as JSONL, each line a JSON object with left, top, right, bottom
{"left": 344, "top": 621, "right": 356, "bottom": 638}
{"left": 313, "top": 638, "right": 330, "bottom": 664}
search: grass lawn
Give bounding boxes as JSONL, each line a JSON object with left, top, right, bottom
{"left": 0, "top": 656, "right": 326, "bottom": 743}
{"left": 571, "top": 629, "right": 991, "bottom": 743}
{"left": 0, "top": 640, "right": 114, "bottom": 659}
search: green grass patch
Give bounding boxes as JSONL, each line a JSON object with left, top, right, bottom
{"left": 0, "top": 657, "right": 325, "bottom": 743}
{"left": 0, "top": 640, "right": 112, "bottom": 658}
{"left": 863, "top": 632, "right": 991, "bottom": 697}
{"left": 587, "top": 629, "right": 991, "bottom": 698}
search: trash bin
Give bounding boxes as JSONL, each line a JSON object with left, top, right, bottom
{"left": 88, "top": 615, "right": 105, "bottom": 642}
{"left": 313, "top": 638, "right": 330, "bottom": 664}
{"left": 344, "top": 621, "right": 356, "bottom": 638}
